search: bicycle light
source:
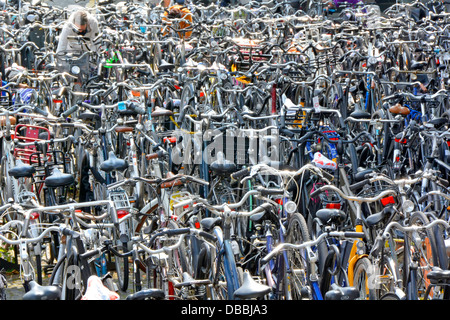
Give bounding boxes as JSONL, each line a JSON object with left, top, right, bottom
{"left": 284, "top": 201, "right": 297, "bottom": 215}
{"left": 356, "top": 240, "right": 365, "bottom": 255}
{"left": 71, "top": 65, "right": 81, "bottom": 75}
{"left": 402, "top": 200, "right": 415, "bottom": 213}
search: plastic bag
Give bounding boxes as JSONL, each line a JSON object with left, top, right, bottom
{"left": 81, "top": 275, "right": 119, "bottom": 300}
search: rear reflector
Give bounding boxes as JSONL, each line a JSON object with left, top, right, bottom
{"left": 381, "top": 196, "right": 395, "bottom": 206}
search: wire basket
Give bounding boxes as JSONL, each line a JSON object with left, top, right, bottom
{"left": 56, "top": 50, "right": 90, "bottom": 80}
{"left": 108, "top": 189, "right": 131, "bottom": 211}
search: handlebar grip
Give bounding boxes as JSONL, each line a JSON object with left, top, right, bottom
{"left": 257, "top": 187, "right": 285, "bottom": 196}
{"left": 60, "top": 123, "right": 75, "bottom": 128}
{"left": 343, "top": 232, "right": 365, "bottom": 239}
{"left": 80, "top": 248, "right": 103, "bottom": 260}
{"left": 61, "top": 227, "right": 80, "bottom": 238}
{"left": 165, "top": 227, "right": 191, "bottom": 236}
{"left": 129, "top": 103, "right": 146, "bottom": 115}
{"left": 61, "top": 105, "right": 79, "bottom": 118}
{"left": 280, "top": 128, "right": 295, "bottom": 138}
{"left": 349, "top": 179, "right": 370, "bottom": 191}
{"left": 146, "top": 151, "right": 163, "bottom": 160}
{"left": 418, "top": 194, "right": 428, "bottom": 203}
{"left": 261, "top": 255, "right": 271, "bottom": 265}
{"left": 321, "top": 170, "right": 334, "bottom": 181}
{"left": 231, "top": 167, "right": 251, "bottom": 180}
{"left": 198, "top": 231, "right": 217, "bottom": 243}
{"left": 33, "top": 107, "right": 48, "bottom": 117}
{"left": 438, "top": 177, "right": 450, "bottom": 188}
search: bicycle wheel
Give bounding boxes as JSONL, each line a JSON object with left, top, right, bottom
{"left": 407, "top": 211, "right": 441, "bottom": 299}
{"left": 63, "top": 248, "right": 88, "bottom": 300}
{"left": 212, "top": 239, "right": 242, "bottom": 300}
{"left": 112, "top": 229, "right": 129, "bottom": 292}
{"left": 284, "top": 213, "right": 311, "bottom": 299}
{"left": 324, "top": 82, "right": 346, "bottom": 128}
{"left": 352, "top": 256, "right": 377, "bottom": 300}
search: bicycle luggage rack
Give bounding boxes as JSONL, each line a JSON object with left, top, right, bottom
{"left": 13, "top": 124, "right": 52, "bottom": 165}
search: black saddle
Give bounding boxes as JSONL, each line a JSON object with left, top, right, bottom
{"left": 9, "top": 161, "right": 36, "bottom": 178}
{"left": 158, "top": 59, "right": 175, "bottom": 72}
{"left": 410, "top": 60, "right": 428, "bottom": 70}
{"left": 316, "top": 209, "right": 346, "bottom": 225}
{"left": 200, "top": 217, "right": 222, "bottom": 232}
{"left": 210, "top": 159, "right": 237, "bottom": 175}
{"left": 126, "top": 288, "right": 165, "bottom": 300}
{"left": 23, "top": 281, "right": 61, "bottom": 300}
{"left": 79, "top": 110, "right": 101, "bottom": 121}
{"left": 233, "top": 271, "right": 271, "bottom": 300}
{"left": 349, "top": 109, "right": 371, "bottom": 119}
{"left": 428, "top": 117, "right": 448, "bottom": 128}
{"left": 44, "top": 168, "right": 75, "bottom": 188}
{"left": 100, "top": 151, "right": 128, "bottom": 173}
{"left": 366, "top": 206, "right": 396, "bottom": 227}
{"left": 325, "top": 285, "right": 359, "bottom": 300}
{"left": 427, "top": 267, "right": 450, "bottom": 285}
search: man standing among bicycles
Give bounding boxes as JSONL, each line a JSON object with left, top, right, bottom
{"left": 56, "top": 9, "right": 99, "bottom": 54}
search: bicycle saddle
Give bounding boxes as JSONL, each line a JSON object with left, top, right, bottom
{"left": 428, "top": 117, "right": 448, "bottom": 128}
{"left": 233, "top": 270, "right": 271, "bottom": 300}
{"left": 44, "top": 168, "right": 75, "bottom": 188}
{"left": 78, "top": 110, "right": 101, "bottom": 121}
{"left": 100, "top": 151, "right": 129, "bottom": 173}
{"left": 210, "top": 158, "right": 237, "bottom": 175}
{"left": 126, "top": 288, "right": 165, "bottom": 300}
{"left": 365, "top": 206, "right": 396, "bottom": 227}
{"left": 315, "top": 209, "right": 346, "bottom": 225}
{"left": 151, "top": 106, "right": 174, "bottom": 118}
{"left": 200, "top": 217, "right": 222, "bottom": 232}
{"left": 389, "top": 103, "right": 410, "bottom": 116}
{"left": 349, "top": 109, "right": 371, "bottom": 119}
{"left": 325, "top": 285, "right": 359, "bottom": 300}
{"left": 410, "top": 60, "right": 428, "bottom": 71}
{"left": 22, "top": 281, "right": 61, "bottom": 300}
{"left": 426, "top": 267, "right": 450, "bottom": 285}
{"left": 8, "top": 160, "right": 36, "bottom": 178}
{"left": 158, "top": 59, "right": 175, "bottom": 71}
{"left": 0, "top": 116, "right": 16, "bottom": 126}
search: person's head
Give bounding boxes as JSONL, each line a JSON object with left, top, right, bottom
{"left": 168, "top": 7, "right": 182, "bottom": 19}
{"left": 71, "top": 10, "right": 88, "bottom": 35}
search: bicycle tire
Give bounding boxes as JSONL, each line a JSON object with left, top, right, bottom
{"left": 352, "top": 256, "right": 377, "bottom": 300}
{"left": 284, "top": 212, "right": 311, "bottom": 300}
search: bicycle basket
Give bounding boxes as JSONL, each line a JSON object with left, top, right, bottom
{"left": 56, "top": 50, "right": 89, "bottom": 77}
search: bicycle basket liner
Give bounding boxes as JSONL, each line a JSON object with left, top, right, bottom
{"left": 56, "top": 50, "right": 89, "bottom": 75}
